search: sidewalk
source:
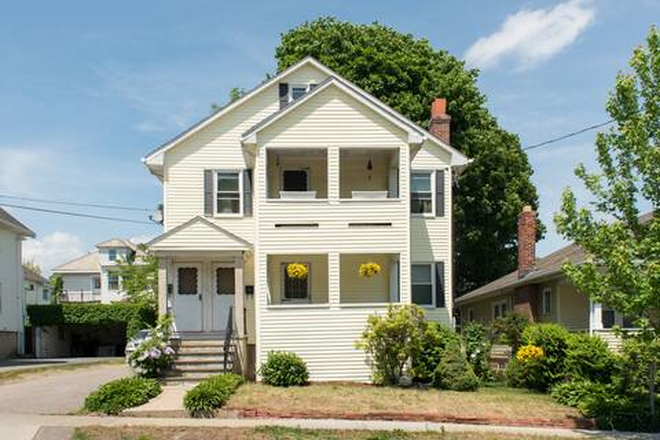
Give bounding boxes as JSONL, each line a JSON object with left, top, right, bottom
{"left": 0, "top": 412, "right": 653, "bottom": 440}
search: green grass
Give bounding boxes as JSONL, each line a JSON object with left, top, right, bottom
{"left": 0, "top": 358, "right": 124, "bottom": 384}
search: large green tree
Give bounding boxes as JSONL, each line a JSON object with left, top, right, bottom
{"left": 275, "top": 18, "right": 541, "bottom": 294}
{"left": 116, "top": 244, "right": 158, "bottom": 310}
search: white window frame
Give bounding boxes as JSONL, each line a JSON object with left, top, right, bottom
{"left": 492, "top": 299, "right": 509, "bottom": 320}
{"left": 280, "top": 168, "right": 310, "bottom": 192}
{"left": 411, "top": 263, "right": 435, "bottom": 308}
{"left": 411, "top": 171, "right": 436, "bottom": 217}
{"left": 108, "top": 248, "right": 117, "bottom": 261}
{"left": 108, "top": 273, "right": 120, "bottom": 291}
{"left": 214, "top": 170, "right": 243, "bottom": 217}
{"left": 542, "top": 287, "right": 553, "bottom": 315}
{"left": 288, "top": 83, "right": 311, "bottom": 103}
{"left": 281, "top": 262, "right": 311, "bottom": 303}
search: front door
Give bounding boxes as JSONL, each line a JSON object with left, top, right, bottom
{"left": 173, "top": 264, "right": 203, "bottom": 332}
{"left": 213, "top": 266, "right": 235, "bottom": 331}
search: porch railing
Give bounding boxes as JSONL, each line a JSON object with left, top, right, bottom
{"left": 223, "top": 306, "right": 234, "bottom": 372}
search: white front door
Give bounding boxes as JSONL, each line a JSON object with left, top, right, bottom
{"left": 212, "top": 265, "right": 235, "bottom": 332}
{"left": 173, "top": 264, "right": 203, "bottom": 332}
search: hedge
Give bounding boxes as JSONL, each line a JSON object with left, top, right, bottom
{"left": 84, "top": 376, "right": 161, "bottom": 415}
{"left": 184, "top": 373, "right": 245, "bottom": 417}
{"left": 26, "top": 303, "right": 156, "bottom": 338}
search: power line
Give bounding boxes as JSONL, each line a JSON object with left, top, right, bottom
{"left": 523, "top": 119, "right": 615, "bottom": 151}
{"left": 0, "top": 194, "right": 152, "bottom": 212}
{"left": 0, "top": 202, "right": 155, "bottom": 225}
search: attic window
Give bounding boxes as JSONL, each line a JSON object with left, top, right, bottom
{"left": 289, "top": 84, "right": 310, "bottom": 102}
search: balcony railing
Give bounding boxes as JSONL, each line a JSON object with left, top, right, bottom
{"left": 60, "top": 290, "right": 102, "bottom": 303}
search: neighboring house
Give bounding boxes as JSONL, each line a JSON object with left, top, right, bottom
{"left": 24, "top": 265, "right": 49, "bottom": 305}
{"left": 143, "top": 57, "right": 470, "bottom": 381}
{"left": 51, "top": 238, "right": 136, "bottom": 304}
{"left": 456, "top": 207, "right": 651, "bottom": 350}
{"left": 0, "top": 207, "right": 35, "bottom": 358}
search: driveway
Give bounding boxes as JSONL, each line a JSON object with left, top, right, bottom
{"left": 0, "top": 363, "right": 129, "bottom": 414}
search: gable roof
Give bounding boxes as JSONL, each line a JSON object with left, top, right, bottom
{"left": 147, "top": 216, "right": 251, "bottom": 252}
{"left": 95, "top": 238, "right": 136, "bottom": 250}
{"left": 52, "top": 251, "right": 100, "bottom": 274}
{"left": 0, "top": 207, "right": 35, "bottom": 237}
{"left": 23, "top": 265, "right": 48, "bottom": 284}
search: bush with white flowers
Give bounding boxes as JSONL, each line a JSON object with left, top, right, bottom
{"left": 127, "top": 315, "right": 176, "bottom": 378}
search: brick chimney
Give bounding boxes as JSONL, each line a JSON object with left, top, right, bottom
{"left": 429, "top": 98, "right": 451, "bottom": 144}
{"left": 517, "top": 205, "right": 537, "bottom": 278}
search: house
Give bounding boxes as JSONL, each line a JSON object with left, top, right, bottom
{"left": 51, "top": 238, "right": 136, "bottom": 303}
{"left": 142, "top": 57, "right": 470, "bottom": 381}
{"left": 455, "top": 206, "right": 648, "bottom": 350}
{"left": 24, "top": 265, "right": 49, "bottom": 305}
{"left": 0, "top": 207, "right": 35, "bottom": 358}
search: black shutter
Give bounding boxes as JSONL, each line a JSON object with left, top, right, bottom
{"left": 279, "top": 83, "right": 289, "bottom": 109}
{"left": 435, "top": 262, "right": 445, "bottom": 308}
{"left": 243, "top": 169, "right": 253, "bottom": 216}
{"left": 204, "top": 170, "right": 214, "bottom": 216}
{"left": 435, "top": 170, "right": 445, "bottom": 217}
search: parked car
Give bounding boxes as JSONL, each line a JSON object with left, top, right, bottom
{"left": 125, "top": 329, "right": 151, "bottom": 355}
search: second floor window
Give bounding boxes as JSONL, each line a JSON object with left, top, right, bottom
{"left": 216, "top": 172, "right": 241, "bottom": 214}
{"left": 411, "top": 172, "right": 433, "bottom": 214}
{"left": 108, "top": 273, "right": 120, "bottom": 291}
{"left": 108, "top": 248, "right": 117, "bottom": 261}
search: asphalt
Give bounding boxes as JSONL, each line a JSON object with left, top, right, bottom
{"left": 0, "top": 357, "right": 122, "bottom": 372}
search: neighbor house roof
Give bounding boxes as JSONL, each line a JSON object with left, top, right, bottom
{"left": 51, "top": 251, "right": 100, "bottom": 274}
{"left": 23, "top": 265, "right": 48, "bottom": 284}
{"left": 95, "top": 238, "right": 136, "bottom": 250}
{"left": 0, "top": 207, "right": 35, "bottom": 238}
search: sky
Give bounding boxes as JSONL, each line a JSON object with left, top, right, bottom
{"left": 1, "top": 0, "right": 657, "bottom": 274}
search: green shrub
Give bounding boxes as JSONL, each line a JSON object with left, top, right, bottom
{"left": 357, "top": 305, "right": 425, "bottom": 385}
{"left": 520, "top": 324, "right": 571, "bottom": 391}
{"left": 550, "top": 380, "right": 601, "bottom": 407}
{"left": 184, "top": 373, "right": 244, "bottom": 417}
{"left": 490, "top": 313, "right": 529, "bottom": 350}
{"left": 412, "top": 321, "right": 460, "bottom": 383}
{"left": 84, "top": 377, "right": 161, "bottom": 415}
{"left": 577, "top": 386, "right": 657, "bottom": 432}
{"left": 127, "top": 315, "right": 175, "bottom": 378}
{"left": 504, "top": 357, "right": 526, "bottom": 388}
{"left": 259, "top": 351, "right": 309, "bottom": 387}
{"left": 432, "top": 340, "right": 479, "bottom": 391}
{"left": 462, "top": 322, "right": 492, "bottom": 381}
{"left": 564, "top": 333, "right": 618, "bottom": 383}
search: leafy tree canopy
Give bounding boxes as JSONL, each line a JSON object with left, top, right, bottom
{"left": 116, "top": 243, "right": 158, "bottom": 310}
{"left": 275, "top": 17, "right": 542, "bottom": 293}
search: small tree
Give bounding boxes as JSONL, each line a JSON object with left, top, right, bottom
{"left": 23, "top": 260, "right": 42, "bottom": 275}
{"left": 49, "top": 274, "right": 63, "bottom": 304}
{"left": 116, "top": 244, "right": 158, "bottom": 310}
{"left": 356, "top": 305, "right": 426, "bottom": 385}
{"left": 555, "top": 26, "right": 660, "bottom": 419}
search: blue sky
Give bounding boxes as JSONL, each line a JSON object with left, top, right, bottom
{"left": 1, "top": 0, "right": 657, "bottom": 273}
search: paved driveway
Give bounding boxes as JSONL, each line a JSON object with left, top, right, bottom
{"left": 0, "top": 363, "right": 129, "bottom": 414}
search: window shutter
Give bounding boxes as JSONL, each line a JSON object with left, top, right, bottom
{"left": 435, "top": 170, "right": 445, "bottom": 217}
{"left": 243, "top": 169, "right": 253, "bottom": 216}
{"left": 204, "top": 170, "right": 214, "bottom": 216}
{"left": 279, "top": 83, "right": 289, "bottom": 109}
{"left": 435, "top": 262, "right": 445, "bottom": 308}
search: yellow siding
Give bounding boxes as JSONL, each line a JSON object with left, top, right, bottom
{"left": 266, "top": 153, "right": 328, "bottom": 198}
{"left": 266, "top": 254, "right": 329, "bottom": 305}
{"left": 151, "top": 219, "right": 248, "bottom": 252}
{"left": 340, "top": 254, "right": 392, "bottom": 303}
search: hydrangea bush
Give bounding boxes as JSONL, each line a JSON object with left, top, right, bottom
{"left": 127, "top": 315, "right": 176, "bottom": 378}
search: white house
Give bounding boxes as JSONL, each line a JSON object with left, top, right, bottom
{"left": 51, "top": 238, "right": 136, "bottom": 303}
{"left": 0, "top": 207, "right": 35, "bottom": 358}
{"left": 24, "top": 265, "right": 49, "bottom": 305}
{"left": 143, "top": 57, "right": 470, "bottom": 381}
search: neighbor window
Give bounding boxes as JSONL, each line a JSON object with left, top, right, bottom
{"left": 177, "top": 267, "right": 198, "bottom": 295}
{"left": 282, "top": 263, "right": 310, "bottom": 301}
{"left": 411, "top": 172, "right": 433, "bottom": 214}
{"left": 108, "top": 248, "right": 117, "bottom": 261}
{"left": 468, "top": 307, "right": 475, "bottom": 323}
{"left": 602, "top": 308, "right": 616, "bottom": 329}
{"left": 412, "top": 264, "right": 433, "bottom": 306}
{"left": 92, "top": 276, "right": 101, "bottom": 290}
{"left": 492, "top": 299, "right": 508, "bottom": 320}
{"left": 42, "top": 290, "right": 48, "bottom": 302}
{"left": 216, "top": 172, "right": 241, "bottom": 215}
{"left": 542, "top": 288, "right": 553, "bottom": 315}
{"left": 108, "top": 273, "right": 120, "bottom": 291}
{"left": 289, "top": 84, "right": 310, "bottom": 102}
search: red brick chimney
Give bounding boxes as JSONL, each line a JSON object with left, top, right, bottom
{"left": 517, "top": 205, "right": 537, "bottom": 278}
{"left": 429, "top": 98, "right": 451, "bottom": 144}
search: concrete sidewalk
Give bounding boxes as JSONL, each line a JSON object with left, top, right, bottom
{"left": 0, "top": 412, "right": 654, "bottom": 440}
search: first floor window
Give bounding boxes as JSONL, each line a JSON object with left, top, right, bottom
{"left": 177, "top": 267, "right": 198, "bottom": 295}
{"left": 412, "top": 264, "right": 433, "bottom": 306}
{"left": 542, "top": 288, "right": 553, "bottom": 315}
{"left": 492, "top": 300, "right": 508, "bottom": 319}
{"left": 467, "top": 307, "right": 475, "bottom": 322}
{"left": 216, "top": 172, "right": 241, "bottom": 214}
{"left": 92, "top": 276, "right": 101, "bottom": 290}
{"left": 108, "top": 273, "right": 120, "bottom": 291}
{"left": 411, "top": 172, "right": 433, "bottom": 214}
{"left": 282, "top": 263, "right": 310, "bottom": 301}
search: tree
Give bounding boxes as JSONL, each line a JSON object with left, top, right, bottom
{"left": 211, "top": 87, "right": 247, "bottom": 112}
{"left": 49, "top": 274, "right": 63, "bottom": 304}
{"left": 554, "top": 26, "right": 660, "bottom": 419}
{"left": 23, "top": 260, "right": 42, "bottom": 275}
{"left": 275, "top": 17, "right": 542, "bottom": 293}
{"left": 116, "top": 244, "right": 158, "bottom": 310}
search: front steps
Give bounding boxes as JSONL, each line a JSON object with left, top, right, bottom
{"left": 167, "top": 337, "right": 235, "bottom": 383}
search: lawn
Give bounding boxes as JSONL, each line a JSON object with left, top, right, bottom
{"left": 72, "top": 426, "right": 575, "bottom": 440}
{"left": 227, "top": 383, "right": 581, "bottom": 424}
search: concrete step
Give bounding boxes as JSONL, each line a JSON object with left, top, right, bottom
{"left": 176, "top": 346, "right": 234, "bottom": 356}
{"left": 177, "top": 339, "right": 227, "bottom": 348}
{"left": 173, "top": 363, "right": 232, "bottom": 373}
{"left": 165, "top": 370, "right": 231, "bottom": 383}
{"left": 174, "top": 355, "right": 231, "bottom": 364}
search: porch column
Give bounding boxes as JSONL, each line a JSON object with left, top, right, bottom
{"left": 329, "top": 252, "right": 340, "bottom": 307}
{"left": 233, "top": 255, "right": 247, "bottom": 376}
{"left": 328, "top": 146, "right": 339, "bottom": 203}
{"left": 590, "top": 300, "right": 603, "bottom": 334}
{"left": 157, "top": 257, "right": 168, "bottom": 317}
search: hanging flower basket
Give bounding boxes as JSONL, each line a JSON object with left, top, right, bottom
{"left": 286, "top": 263, "right": 308, "bottom": 280}
{"left": 359, "top": 262, "right": 382, "bottom": 278}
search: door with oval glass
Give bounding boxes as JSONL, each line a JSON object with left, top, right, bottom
{"left": 212, "top": 265, "right": 235, "bottom": 332}
{"left": 173, "top": 264, "right": 203, "bottom": 332}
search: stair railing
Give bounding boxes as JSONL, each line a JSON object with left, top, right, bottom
{"left": 223, "top": 306, "right": 234, "bottom": 372}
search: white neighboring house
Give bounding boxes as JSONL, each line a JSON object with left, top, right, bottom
{"left": 24, "top": 265, "right": 49, "bottom": 305}
{"left": 143, "top": 57, "right": 470, "bottom": 381}
{"left": 51, "top": 238, "right": 136, "bottom": 304}
{"left": 0, "top": 207, "right": 35, "bottom": 358}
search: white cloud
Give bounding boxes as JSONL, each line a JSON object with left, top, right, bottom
{"left": 23, "top": 231, "right": 85, "bottom": 275}
{"left": 464, "top": 0, "right": 595, "bottom": 70}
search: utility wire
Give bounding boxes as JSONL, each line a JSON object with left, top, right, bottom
{"left": 0, "top": 202, "right": 155, "bottom": 225}
{"left": 0, "top": 194, "right": 152, "bottom": 212}
{"left": 523, "top": 119, "right": 615, "bottom": 151}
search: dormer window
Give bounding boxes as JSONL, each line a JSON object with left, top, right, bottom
{"left": 289, "top": 84, "right": 311, "bottom": 102}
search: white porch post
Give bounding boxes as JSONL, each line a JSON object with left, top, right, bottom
{"left": 329, "top": 252, "right": 340, "bottom": 308}
{"left": 157, "top": 257, "right": 168, "bottom": 317}
{"left": 234, "top": 255, "right": 245, "bottom": 338}
{"left": 328, "top": 146, "right": 339, "bottom": 203}
{"left": 590, "top": 300, "right": 603, "bottom": 334}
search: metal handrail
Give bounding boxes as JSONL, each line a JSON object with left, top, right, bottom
{"left": 223, "top": 306, "right": 234, "bottom": 372}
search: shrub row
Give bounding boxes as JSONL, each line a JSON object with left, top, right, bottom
{"left": 84, "top": 376, "right": 161, "bottom": 415}
{"left": 184, "top": 373, "right": 245, "bottom": 417}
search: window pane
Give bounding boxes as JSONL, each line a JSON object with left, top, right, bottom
{"left": 217, "top": 173, "right": 239, "bottom": 191}
{"left": 412, "top": 284, "right": 433, "bottom": 305}
{"left": 217, "top": 198, "right": 240, "bottom": 214}
{"left": 178, "top": 268, "right": 198, "bottom": 295}
{"left": 602, "top": 309, "right": 615, "bottom": 328}
{"left": 283, "top": 170, "right": 308, "bottom": 191}
{"left": 291, "top": 86, "right": 307, "bottom": 100}
{"left": 411, "top": 173, "right": 431, "bottom": 192}
{"left": 412, "top": 265, "right": 432, "bottom": 283}
{"left": 216, "top": 268, "right": 235, "bottom": 295}
{"left": 411, "top": 197, "right": 432, "bottom": 214}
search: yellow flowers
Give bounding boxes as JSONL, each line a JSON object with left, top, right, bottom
{"left": 286, "top": 263, "right": 308, "bottom": 280}
{"left": 516, "top": 344, "right": 544, "bottom": 363}
{"left": 359, "top": 262, "right": 382, "bottom": 277}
